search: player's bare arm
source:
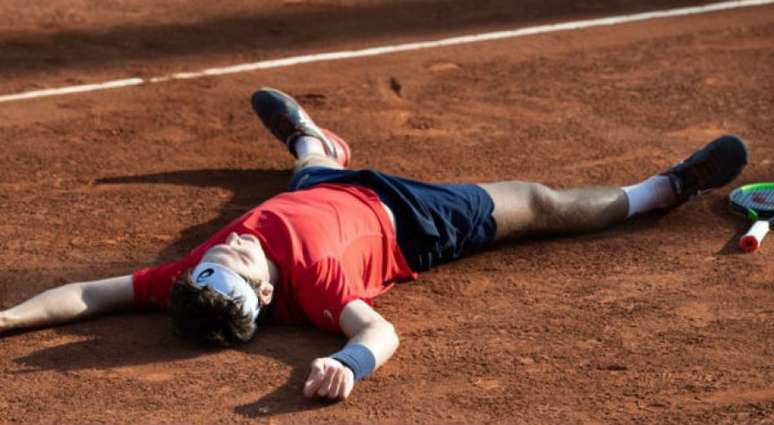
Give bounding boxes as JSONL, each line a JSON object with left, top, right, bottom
{"left": 0, "top": 275, "right": 135, "bottom": 334}
{"left": 303, "top": 300, "right": 399, "bottom": 400}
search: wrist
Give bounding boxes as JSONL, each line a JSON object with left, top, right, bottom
{"left": 330, "top": 344, "right": 376, "bottom": 381}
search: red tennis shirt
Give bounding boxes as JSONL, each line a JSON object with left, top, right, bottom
{"left": 132, "top": 183, "right": 417, "bottom": 333}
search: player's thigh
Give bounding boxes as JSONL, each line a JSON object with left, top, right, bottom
{"left": 477, "top": 180, "right": 547, "bottom": 240}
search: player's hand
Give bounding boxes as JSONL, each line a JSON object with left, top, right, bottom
{"left": 303, "top": 357, "right": 355, "bottom": 400}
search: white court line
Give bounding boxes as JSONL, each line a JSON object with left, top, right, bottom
{"left": 1, "top": 0, "right": 772, "bottom": 104}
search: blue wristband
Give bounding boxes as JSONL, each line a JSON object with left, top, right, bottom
{"left": 330, "top": 344, "right": 376, "bottom": 381}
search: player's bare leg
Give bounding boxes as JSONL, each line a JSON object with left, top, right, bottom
{"left": 480, "top": 135, "right": 748, "bottom": 242}
{"left": 479, "top": 182, "right": 629, "bottom": 240}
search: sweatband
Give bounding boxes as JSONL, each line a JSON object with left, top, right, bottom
{"left": 330, "top": 344, "right": 376, "bottom": 381}
{"left": 191, "top": 262, "right": 260, "bottom": 322}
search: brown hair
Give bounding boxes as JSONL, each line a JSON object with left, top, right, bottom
{"left": 168, "top": 271, "right": 259, "bottom": 347}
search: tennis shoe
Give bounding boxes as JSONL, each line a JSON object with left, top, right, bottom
{"left": 251, "top": 88, "right": 349, "bottom": 167}
{"left": 661, "top": 134, "right": 748, "bottom": 205}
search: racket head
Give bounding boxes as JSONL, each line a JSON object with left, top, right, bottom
{"left": 729, "top": 182, "right": 774, "bottom": 221}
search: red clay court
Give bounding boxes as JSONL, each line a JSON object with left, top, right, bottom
{"left": 0, "top": 1, "right": 773, "bottom": 424}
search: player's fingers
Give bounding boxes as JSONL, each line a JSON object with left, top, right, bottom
{"left": 341, "top": 368, "right": 355, "bottom": 400}
{"left": 303, "top": 359, "right": 326, "bottom": 398}
{"left": 332, "top": 367, "right": 346, "bottom": 399}
{"left": 317, "top": 365, "right": 340, "bottom": 398}
{"left": 331, "top": 368, "right": 347, "bottom": 399}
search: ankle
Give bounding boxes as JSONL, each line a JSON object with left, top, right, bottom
{"left": 292, "top": 136, "right": 326, "bottom": 159}
{"left": 622, "top": 175, "right": 676, "bottom": 217}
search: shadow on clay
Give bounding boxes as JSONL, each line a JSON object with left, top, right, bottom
{"left": 707, "top": 195, "right": 759, "bottom": 256}
{"left": 95, "top": 168, "right": 292, "bottom": 263}
{"left": 0, "top": 0, "right": 702, "bottom": 79}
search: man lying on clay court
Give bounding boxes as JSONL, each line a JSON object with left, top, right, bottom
{"left": 0, "top": 88, "right": 748, "bottom": 400}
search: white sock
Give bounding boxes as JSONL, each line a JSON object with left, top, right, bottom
{"left": 292, "top": 136, "right": 326, "bottom": 159}
{"left": 622, "top": 175, "right": 676, "bottom": 217}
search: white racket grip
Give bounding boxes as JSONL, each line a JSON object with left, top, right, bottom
{"left": 739, "top": 220, "right": 770, "bottom": 253}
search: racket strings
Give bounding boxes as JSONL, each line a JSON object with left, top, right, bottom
{"left": 740, "top": 189, "right": 774, "bottom": 215}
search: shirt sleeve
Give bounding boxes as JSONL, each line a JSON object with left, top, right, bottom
{"left": 294, "top": 258, "right": 370, "bottom": 333}
{"left": 132, "top": 260, "right": 191, "bottom": 309}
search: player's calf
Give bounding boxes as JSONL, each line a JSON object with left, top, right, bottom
{"left": 527, "top": 184, "right": 629, "bottom": 234}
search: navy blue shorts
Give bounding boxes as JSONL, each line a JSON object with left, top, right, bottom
{"left": 289, "top": 167, "right": 497, "bottom": 271}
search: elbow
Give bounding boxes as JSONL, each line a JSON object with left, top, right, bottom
{"left": 384, "top": 321, "right": 400, "bottom": 351}
{"left": 0, "top": 311, "right": 9, "bottom": 331}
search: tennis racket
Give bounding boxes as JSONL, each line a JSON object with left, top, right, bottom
{"left": 729, "top": 183, "right": 774, "bottom": 253}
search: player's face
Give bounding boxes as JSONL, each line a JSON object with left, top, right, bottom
{"left": 201, "top": 232, "right": 271, "bottom": 288}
